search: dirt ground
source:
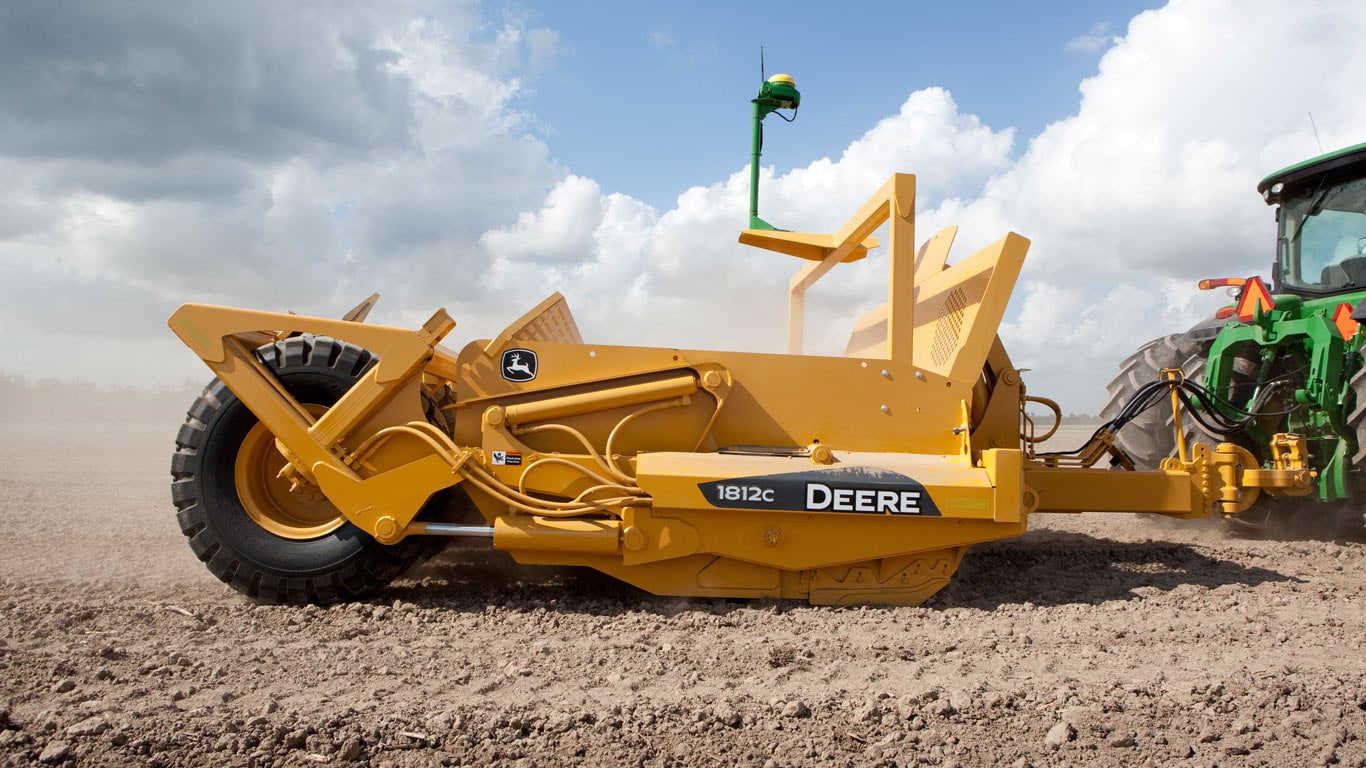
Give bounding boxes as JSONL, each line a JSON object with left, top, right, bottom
{"left": 1, "top": 416, "right": 1364, "bottom": 768}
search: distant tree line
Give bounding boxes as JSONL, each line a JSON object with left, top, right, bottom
{"left": 0, "top": 375, "right": 204, "bottom": 423}
{"left": 1024, "top": 407, "right": 1101, "bottom": 427}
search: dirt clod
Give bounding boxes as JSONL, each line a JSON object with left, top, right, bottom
{"left": 1044, "top": 721, "right": 1075, "bottom": 747}
{"left": 64, "top": 715, "right": 109, "bottom": 738}
{"left": 37, "top": 740, "right": 70, "bottom": 764}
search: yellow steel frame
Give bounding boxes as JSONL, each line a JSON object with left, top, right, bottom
{"left": 169, "top": 173, "right": 1314, "bottom": 605}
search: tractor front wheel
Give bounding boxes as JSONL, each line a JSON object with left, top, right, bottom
{"left": 170, "top": 335, "right": 439, "bottom": 605}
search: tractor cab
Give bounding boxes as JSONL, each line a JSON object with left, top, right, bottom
{"left": 1260, "top": 142, "right": 1366, "bottom": 297}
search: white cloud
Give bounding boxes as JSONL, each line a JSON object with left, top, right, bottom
{"left": 1066, "top": 21, "right": 1116, "bottom": 53}
{"left": 481, "top": 175, "right": 605, "bottom": 266}
{"left": 468, "top": 0, "right": 1366, "bottom": 416}
{"left": 977, "top": 0, "right": 1366, "bottom": 412}
{"left": 464, "top": 88, "right": 1017, "bottom": 358}
{"left": 0, "top": 2, "right": 562, "bottom": 385}
{"left": 5, "top": 0, "right": 1366, "bottom": 427}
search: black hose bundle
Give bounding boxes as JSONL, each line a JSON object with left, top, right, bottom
{"left": 1039, "top": 371, "right": 1299, "bottom": 460}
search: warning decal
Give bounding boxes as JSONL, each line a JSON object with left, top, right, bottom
{"left": 490, "top": 450, "right": 523, "bottom": 467}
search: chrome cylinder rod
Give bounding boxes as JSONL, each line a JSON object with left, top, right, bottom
{"left": 420, "top": 524, "right": 495, "bottom": 538}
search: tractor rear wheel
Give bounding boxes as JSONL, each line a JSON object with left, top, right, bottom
{"left": 171, "top": 335, "right": 444, "bottom": 605}
{"left": 1100, "top": 334, "right": 1212, "bottom": 468}
{"left": 1102, "top": 332, "right": 1269, "bottom": 528}
{"left": 1341, "top": 349, "right": 1366, "bottom": 536}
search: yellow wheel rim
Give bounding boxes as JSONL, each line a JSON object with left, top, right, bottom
{"left": 234, "top": 406, "right": 345, "bottom": 540}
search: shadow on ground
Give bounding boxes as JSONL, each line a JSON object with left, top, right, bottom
{"left": 936, "top": 530, "right": 1298, "bottom": 610}
{"left": 378, "top": 530, "right": 1297, "bottom": 616}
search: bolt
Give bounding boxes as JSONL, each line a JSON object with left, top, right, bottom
{"left": 881, "top": 369, "right": 891, "bottom": 378}
{"left": 375, "top": 516, "right": 400, "bottom": 543}
{"left": 702, "top": 370, "right": 724, "bottom": 390}
{"left": 623, "top": 526, "right": 645, "bottom": 551}
{"left": 915, "top": 371, "right": 926, "bottom": 382}
{"left": 880, "top": 404, "right": 890, "bottom": 414}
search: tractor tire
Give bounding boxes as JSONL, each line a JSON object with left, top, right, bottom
{"left": 1341, "top": 349, "right": 1366, "bottom": 537}
{"left": 1100, "top": 334, "right": 1211, "bottom": 469}
{"left": 1102, "top": 332, "right": 1272, "bottom": 529}
{"left": 171, "top": 335, "right": 445, "bottom": 605}
{"left": 1347, "top": 347, "right": 1366, "bottom": 471}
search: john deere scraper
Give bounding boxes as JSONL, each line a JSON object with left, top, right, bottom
{"left": 169, "top": 74, "right": 1314, "bottom": 606}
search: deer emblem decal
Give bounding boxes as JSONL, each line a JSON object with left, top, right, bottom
{"left": 501, "top": 349, "right": 538, "bottom": 382}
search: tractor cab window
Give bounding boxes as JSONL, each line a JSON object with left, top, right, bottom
{"left": 1278, "top": 177, "right": 1366, "bottom": 293}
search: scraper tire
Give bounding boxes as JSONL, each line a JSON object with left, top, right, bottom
{"left": 170, "top": 335, "right": 446, "bottom": 605}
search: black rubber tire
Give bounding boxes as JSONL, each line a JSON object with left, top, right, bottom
{"left": 1100, "top": 334, "right": 1222, "bottom": 469}
{"left": 1102, "top": 332, "right": 1276, "bottom": 530}
{"left": 1347, "top": 346, "right": 1366, "bottom": 471}
{"left": 1340, "top": 347, "right": 1366, "bottom": 537}
{"left": 171, "top": 335, "right": 440, "bottom": 605}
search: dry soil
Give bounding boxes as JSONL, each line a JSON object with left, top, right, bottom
{"left": 1, "top": 418, "right": 1364, "bottom": 768}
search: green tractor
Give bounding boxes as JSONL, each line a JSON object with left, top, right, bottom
{"left": 1103, "top": 141, "right": 1366, "bottom": 533}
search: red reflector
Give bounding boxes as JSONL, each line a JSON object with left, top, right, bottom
{"left": 1215, "top": 306, "right": 1236, "bottom": 320}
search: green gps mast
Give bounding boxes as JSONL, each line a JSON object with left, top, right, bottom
{"left": 749, "top": 72, "right": 801, "bottom": 230}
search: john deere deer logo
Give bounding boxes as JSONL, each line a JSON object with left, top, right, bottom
{"left": 501, "top": 349, "right": 538, "bottom": 382}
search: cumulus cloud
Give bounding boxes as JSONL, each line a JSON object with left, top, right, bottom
{"left": 467, "top": 0, "right": 1366, "bottom": 414}
{"left": 481, "top": 175, "right": 606, "bottom": 266}
{"left": 980, "top": 0, "right": 1366, "bottom": 410}
{"left": 0, "top": 0, "right": 560, "bottom": 385}
{"left": 460, "top": 86, "right": 1019, "bottom": 362}
{"left": 4, "top": 0, "right": 1366, "bottom": 423}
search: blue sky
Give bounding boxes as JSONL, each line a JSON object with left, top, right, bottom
{"left": 1, "top": 0, "right": 1363, "bottom": 414}
{"left": 495, "top": 0, "right": 1164, "bottom": 209}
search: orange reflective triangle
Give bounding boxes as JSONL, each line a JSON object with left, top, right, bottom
{"left": 1235, "top": 276, "right": 1273, "bottom": 323}
{"left": 1333, "top": 302, "right": 1359, "bottom": 340}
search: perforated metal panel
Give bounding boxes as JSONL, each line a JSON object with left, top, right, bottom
{"left": 484, "top": 292, "right": 584, "bottom": 357}
{"left": 508, "top": 295, "right": 583, "bottom": 345}
{"left": 930, "top": 288, "right": 967, "bottom": 367}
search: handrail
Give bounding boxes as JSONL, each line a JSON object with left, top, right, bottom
{"left": 738, "top": 174, "right": 916, "bottom": 359}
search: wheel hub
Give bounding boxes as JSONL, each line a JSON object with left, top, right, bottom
{"left": 234, "top": 409, "right": 345, "bottom": 540}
